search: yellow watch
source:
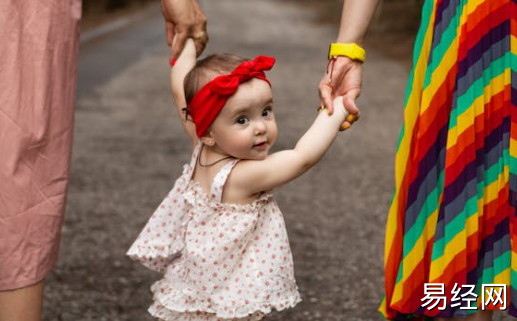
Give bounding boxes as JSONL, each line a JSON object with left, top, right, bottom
{"left": 328, "top": 43, "right": 366, "bottom": 62}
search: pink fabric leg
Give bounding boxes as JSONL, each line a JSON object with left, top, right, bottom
{"left": 0, "top": 0, "right": 81, "bottom": 290}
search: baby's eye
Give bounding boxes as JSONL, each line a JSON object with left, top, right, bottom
{"left": 236, "top": 116, "right": 249, "bottom": 125}
{"left": 262, "top": 107, "right": 273, "bottom": 117}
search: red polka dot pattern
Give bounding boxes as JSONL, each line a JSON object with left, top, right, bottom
{"left": 127, "top": 143, "right": 301, "bottom": 320}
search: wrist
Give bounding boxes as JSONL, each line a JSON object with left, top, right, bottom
{"left": 328, "top": 43, "right": 366, "bottom": 62}
{"left": 332, "top": 96, "right": 348, "bottom": 121}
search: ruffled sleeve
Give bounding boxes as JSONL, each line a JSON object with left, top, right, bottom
{"left": 127, "top": 169, "right": 191, "bottom": 272}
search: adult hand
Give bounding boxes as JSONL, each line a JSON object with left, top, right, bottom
{"left": 318, "top": 56, "right": 362, "bottom": 129}
{"left": 161, "top": 0, "right": 208, "bottom": 62}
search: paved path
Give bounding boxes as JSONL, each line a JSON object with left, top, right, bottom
{"left": 43, "top": 1, "right": 408, "bottom": 320}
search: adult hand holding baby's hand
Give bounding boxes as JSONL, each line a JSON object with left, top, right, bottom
{"left": 161, "top": 0, "right": 208, "bottom": 63}
{"left": 319, "top": 56, "right": 362, "bottom": 130}
{"left": 331, "top": 96, "right": 357, "bottom": 130}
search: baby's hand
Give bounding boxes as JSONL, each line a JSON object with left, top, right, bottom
{"left": 173, "top": 38, "right": 196, "bottom": 69}
{"left": 333, "top": 96, "right": 359, "bottom": 131}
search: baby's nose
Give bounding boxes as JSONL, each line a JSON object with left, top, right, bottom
{"left": 254, "top": 120, "right": 267, "bottom": 134}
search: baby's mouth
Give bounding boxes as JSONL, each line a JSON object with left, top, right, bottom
{"left": 253, "top": 141, "right": 267, "bottom": 148}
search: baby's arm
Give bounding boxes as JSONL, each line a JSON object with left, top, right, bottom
{"left": 170, "top": 38, "right": 198, "bottom": 144}
{"left": 232, "top": 98, "right": 350, "bottom": 195}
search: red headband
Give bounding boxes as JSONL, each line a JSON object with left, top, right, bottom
{"left": 187, "top": 55, "right": 276, "bottom": 137}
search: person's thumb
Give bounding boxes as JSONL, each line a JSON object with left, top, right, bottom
{"left": 343, "top": 89, "right": 360, "bottom": 115}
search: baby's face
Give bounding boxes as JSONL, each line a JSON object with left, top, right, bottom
{"left": 209, "top": 78, "right": 277, "bottom": 160}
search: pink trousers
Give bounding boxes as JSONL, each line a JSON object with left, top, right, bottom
{"left": 0, "top": 0, "right": 81, "bottom": 290}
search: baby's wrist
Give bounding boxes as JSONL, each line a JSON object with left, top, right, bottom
{"left": 316, "top": 102, "right": 348, "bottom": 130}
{"left": 332, "top": 96, "right": 347, "bottom": 118}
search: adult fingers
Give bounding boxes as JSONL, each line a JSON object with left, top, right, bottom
{"left": 318, "top": 81, "right": 334, "bottom": 114}
{"left": 170, "top": 30, "right": 188, "bottom": 62}
{"left": 342, "top": 89, "right": 360, "bottom": 115}
{"left": 339, "top": 120, "right": 352, "bottom": 131}
{"left": 192, "top": 15, "right": 208, "bottom": 56}
{"left": 165, "top": 21, "right": 175, "bottom": 46}
{"left": 193, "top": 39, "right": 207, "bottom": 57}
{"left": 339, "top": 90, "right": 361, "bottom": 130}
{"left": 192, "top": 30, "right": 208, "bottom": 57}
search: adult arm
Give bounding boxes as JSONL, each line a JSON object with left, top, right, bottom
{"left": 319, "top": 0, "right": 380, "bottom": 124}
{"left": 336, "top": 0, "right": 380, "bottom": 45}
{"left": 161, "top": 0, "right": 208, "bottom": 62}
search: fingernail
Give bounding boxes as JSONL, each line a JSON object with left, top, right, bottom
{"left": 340, "top": 124, "right": 350, "bottom": 131}
{"left": 346, "top": 114, "right": 356, "bottom": 123}
{"left": 169, "top": 59, "right": 177, "bottom": 67}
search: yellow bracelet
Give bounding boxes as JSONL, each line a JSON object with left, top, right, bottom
{"left": 328, "top": 43, "right": 366, "bottom": 62}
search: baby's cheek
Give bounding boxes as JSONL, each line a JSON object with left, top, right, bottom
{"left": 269, "top": 124, "right": 278, "bottom": 145}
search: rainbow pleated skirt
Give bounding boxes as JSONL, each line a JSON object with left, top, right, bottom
{"left": 380, "top": 0, "right": 517, "bottom": 319}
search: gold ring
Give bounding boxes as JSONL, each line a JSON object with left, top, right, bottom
{"left": 192, "top": 31, "right": 209, "bottom": 43}
{"left": 317, "top": 105, "right": 326, "bottom": 112}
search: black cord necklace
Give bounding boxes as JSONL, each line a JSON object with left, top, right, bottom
{"left": 198, "top": 145, "right": 233, "bottom": 167}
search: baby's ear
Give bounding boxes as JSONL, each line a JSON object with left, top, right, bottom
{"left": 200, "top": 132, "right": 215, "bottom": 146}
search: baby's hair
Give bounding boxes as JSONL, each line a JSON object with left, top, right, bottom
{"left": 184, "top": 54, "right": 248, "bottom": 104}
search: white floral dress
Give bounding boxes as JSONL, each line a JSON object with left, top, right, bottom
{"left": 127, "top": 143, "right": 301, "bottom": 321}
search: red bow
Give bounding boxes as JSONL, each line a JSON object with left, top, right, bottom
{"left": 188, "top": 55, "right": 275, "bottom": 137}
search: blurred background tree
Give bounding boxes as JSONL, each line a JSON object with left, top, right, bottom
{"left": 81, "top": 0, "right": 423, "bottom": 66}
{"left": 83, "top": 0, "right": 156, "bottom": 14}
{"left": 292, "top": 0, "right": 424, "bottom": 66}
{"left": 82, "top": 0, "right": 158, "bottom": 30}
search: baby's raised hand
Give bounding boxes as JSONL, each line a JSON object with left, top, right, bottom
{"left": 332, "top": 96, "right": 359, "bottom": 131}
{"left": 173, "top": 38, "right": 196, "bottom": 68}
{"left": 170, "top": 38, "right": 198, "bottom": 143}
{"left": 171, "top": 38, "right": 196, "bottom": 103}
